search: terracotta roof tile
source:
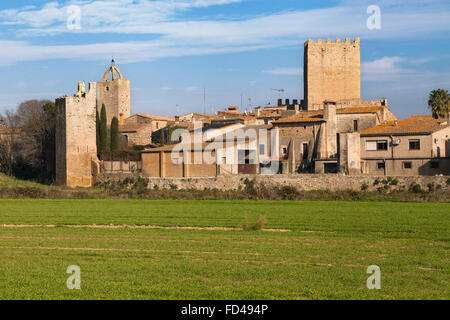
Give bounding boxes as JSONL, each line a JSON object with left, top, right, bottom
{"left": 361, "top": 115, "right": 448, "bottom": 136}
{"left": 336, "top": 106, "right": 384, "bottom": 114}
{"left": 134, "top": 114, "right": 175, "bottom": 121}
{"left": 272, "top": 114, "right": 325, "bottom": 124}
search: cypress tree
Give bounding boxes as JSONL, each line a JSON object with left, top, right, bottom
{"left": 110, "top": 117, "right": 119, "bottom": 152}
{"left": 99, "top": 104, "right": 108, "bottom": 152}
{"left": 96, "top": 109, "right": 100, "bottom": 152}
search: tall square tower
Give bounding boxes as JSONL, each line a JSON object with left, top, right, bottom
{"left": 304, "top": 37, "right": 361, "bottom": 109}
{"left": 56, "top": 82, "right": 98, "bottom": 187}
{"left": 97, "top": 62, "right": 131, "bottom": 125}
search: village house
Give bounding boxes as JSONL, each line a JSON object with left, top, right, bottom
{"left": 360, "top": 115, "right": 450, "bottom": 175}
{"left": 120, "top": 114, "right": 175, "bottom": 146}
{"left": 271, "top": 100, "right": 397, "bottom": 174}
{"left": 140, "top": 123, "right": 277, "bottom": 177}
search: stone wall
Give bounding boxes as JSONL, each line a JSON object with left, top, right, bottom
{"left": 304, "top": 38, "right": 360, "bottom": 108}
{"left": 97, "top": 78, "right": 131, "bottom": 124}
{"left": 99, "top": 173, "right": 449, "bottom": 192}
{"left": 55, "top": 82, "right": 98, "bottom": 188}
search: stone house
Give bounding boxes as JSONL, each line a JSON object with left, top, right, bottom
{"left": 272, "top": 101, "right": 397, "bottom": 174}
{"left": 120, "top": 114, "right": 174, "bottom": 146}
{"left": 141, "top": 124, "right": 277, "bottom": 177}
{"left": 359, "top": 115, "right": 450, "bottom": 175}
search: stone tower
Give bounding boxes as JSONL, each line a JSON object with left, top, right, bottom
{"left": 304, "top": 37, "right": 361, "bottom": 110}
{"left": 56, "top": 82, "right": 98, "bottom": 188}
{"left": 97, "top": 60, "right": 131, "bottom": 125}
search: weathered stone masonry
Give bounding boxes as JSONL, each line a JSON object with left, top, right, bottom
{"left": 56, "top": 82, "right": 99, "bottom": 188}
{"left": 99, "top": 173, "right": 449, "bottom": 192}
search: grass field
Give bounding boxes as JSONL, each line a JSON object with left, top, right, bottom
{"left": 0, "top": 199, "right": 448, "bottom": 300}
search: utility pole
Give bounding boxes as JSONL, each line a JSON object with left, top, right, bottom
{"left": 203, "top": 88, "right": 206, "bottom": 114}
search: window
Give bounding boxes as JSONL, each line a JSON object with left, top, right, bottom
{"left": 377, "top": 141, "right": 388, "bottom": 151}
{"left": 366, "top": 141, "right": 377, "bottom": 151}
{"left": 282, "top": 146, "right": 287, "bottom": 156}
{"left": 353, "top": 120, "right": 358, "bottom": 132}
{"left": 403, "top": 162, "right": 412, "bottom": 169}
{"left": 377, "top": 162, "right": 385, "bottom": 169}
{"left": 431, "top": 161, "right": 440, "bottom": 169}
{"left": 366, "top": 140, "right": 388, "bottom": 151}
{"left": 259, "top": 144, "right": 265, "bottom": 155}
{"left": 409, "top": 139, "right": 420, "bottom": 150}
{"left": 302, "top": 143, "right": 309, "bottom": 160}
{"left": 238, "top": 150, "right": 256, "bottom": 164}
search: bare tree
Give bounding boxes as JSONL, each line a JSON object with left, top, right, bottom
{"left": 0, "top": 110, "right": 22, "bottom": 176}
{"left": 0, "top": 99, "right": 56, "bottom": 183}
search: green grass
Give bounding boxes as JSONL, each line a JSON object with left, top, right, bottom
{"left": 0, "top": 174, "right": 47, "bottom": 188}
{"left": 0, "top": 200, "right": 448, "bottom": 300}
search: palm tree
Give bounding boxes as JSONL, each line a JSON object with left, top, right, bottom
{"left": 428, "top": 89, "right": 449, "bottom": 119}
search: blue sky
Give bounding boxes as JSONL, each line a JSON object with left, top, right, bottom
{"left": 0, "top": 0, "right": 449, "bottom": 119}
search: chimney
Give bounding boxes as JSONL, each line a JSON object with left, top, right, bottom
{"left": 77, "top": 82, "right": 85, "bottom": 93}
{"left": 175, "top": 115, "right": 180, "bottom": 122}
{"left": 285, "top": 99, "right": 290, "bottom": 106}
{"left": 277, "top": 99, "right": 283, "bottom": 106}
{"left": 323, "top": 101, "right": 337, "bottom": 159}
{"left": 254, "top": 107, "right": 261, "bottom": 117}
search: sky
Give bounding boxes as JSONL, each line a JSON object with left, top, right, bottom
{"left": 0, "top": 0, "right": 449, "bottom": 119}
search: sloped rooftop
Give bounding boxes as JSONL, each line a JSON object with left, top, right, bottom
{"left": 360, "top": 115, "right": 448, "bottom": 136}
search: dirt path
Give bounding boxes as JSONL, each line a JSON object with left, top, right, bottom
{"left": 0, "top": 224, "right": 291, "bottom": 233}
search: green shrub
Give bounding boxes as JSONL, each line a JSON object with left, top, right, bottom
{"left": 427, "top": 183, "right": 436, "bottom": 193}
{"left": 410, "top": 184, "right": 423, "bottom": 194}
{"left": 361, "top": 183, "right": 369, "bottom": 191}
{"left": 373, "top": 179, "right": 380, "bottom": 186}
{"left": 447, "top": 178, "right": 450, "bottom": 186}
{"left": 133, "top": 145, "right": 145, "bottom": 151}
{"left": 243, "top": 178, "right": 257, "bottom": 197}
{"left": 242, "top": 216, "right": 267, "bottom": 231}
{"left": 390, "top": 178, "right": 399, "bottom": 186}
{"left": 277, "top": 186, "right": 299, "bottom": 200}
{"left": 169, "top": 184, "right": 178, "bottom": 190}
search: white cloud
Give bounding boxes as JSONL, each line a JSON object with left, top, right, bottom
{"left": 185, "top": 86, "right": 201, "bottom": 93}
{"left": 0, "top": 1, "right": 448, "bottom": 66}
{"left": 15, "top": 81, "right": 26, "bottom": 88}
{"left": 159, "top": 86, "right": 171, "bottom": 92}
{"left": 263, "top": 68, "right": 302, "bottom": 76}
{"left": 362, "top": 57, "right": 413, "bottom": 81}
